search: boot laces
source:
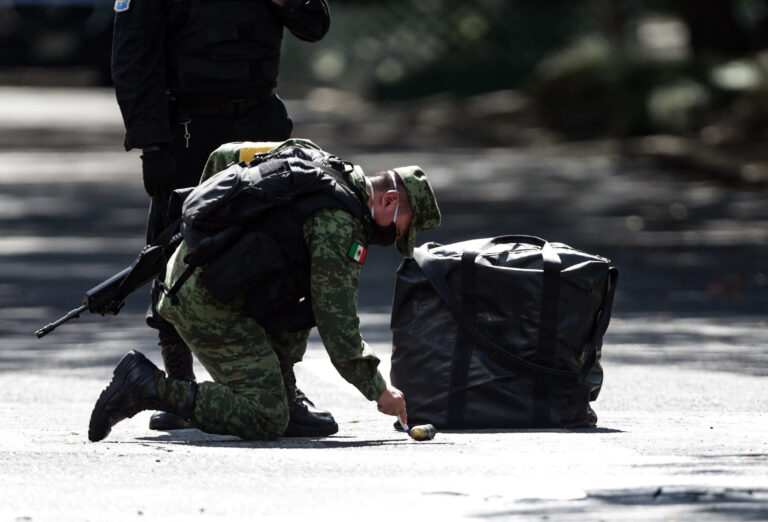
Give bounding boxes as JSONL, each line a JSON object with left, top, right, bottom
{"left": 160, "top": 342, "right": 195, "bottom": 381}
{"left": 281, "top": 363, "right": 311, "bottom": 405}
{"left": 281, "top": 363, "right": 298, "bottom": 403}
{"left": 164, "top": 345, "right": 184, "bottom": 369}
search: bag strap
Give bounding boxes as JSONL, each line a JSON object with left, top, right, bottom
{"left": 445, "top": 250, "right": 479, "bottom": 427}
{"left": 141, "top": 216, "right": 189, "bottom": 305}
{"left": 152, "top": 216, "right": 182, "bottom": 250}
{"left": 533, "top": 241, "right": 562, "bottom": 425}
{"left": 413, "top": 243, "right": 580, "bottom": 384}
{"left": 116, "top": 217, "right": 182, "bottom": 297}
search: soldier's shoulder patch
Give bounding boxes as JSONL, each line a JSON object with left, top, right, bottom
{"left": 347, "top": 240, "right": 367, "bottom": 264}
{"left": 114, "top": 0, "right": 130, "bottom": 12}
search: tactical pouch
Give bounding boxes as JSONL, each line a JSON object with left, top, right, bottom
{"left": 390, "top": 236, "right": 618, "bottom": 429}
{"left": 168, "top": 187, "right": 195, "bottom": 222}
{"left": 201, "top": 231, "right": 285, "bottom": 303}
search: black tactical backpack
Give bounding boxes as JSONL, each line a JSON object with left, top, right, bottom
{"left": 390, "top": 236, "right": 618, "bottom": 429}
{"left": 163, "top": 146, "right": 372, "bottom": 310}
{"left": 176, "top": 146, "right": 368, "bottom": 262}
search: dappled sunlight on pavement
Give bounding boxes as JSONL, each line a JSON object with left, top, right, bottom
{"left": 1, "top": 87, "right": 766, "bottom": 521}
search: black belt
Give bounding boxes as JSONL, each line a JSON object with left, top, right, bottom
{"left": 172, "top": 88, "right": 275, "bottom": 118}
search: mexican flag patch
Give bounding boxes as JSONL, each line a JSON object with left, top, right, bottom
{"left": 347, "top": 241, "right": 367, "bottom": 264}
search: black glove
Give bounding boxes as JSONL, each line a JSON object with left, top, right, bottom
{"left": 141, "top": 144, "right": 175, "bottom": 201}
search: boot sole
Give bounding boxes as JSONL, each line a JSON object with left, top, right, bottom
{"left": 283, "top": 420, "right": 339, "bottom": 437}
{"left": 148, "top": 411, "right": 190, "bottom": 431}
{"left": 88, "top": 351, "right": 144, "bottom": 442}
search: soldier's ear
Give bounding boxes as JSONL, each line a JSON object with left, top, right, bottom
{"left": 383, "top": 191, "right": 399, "bottom": 206}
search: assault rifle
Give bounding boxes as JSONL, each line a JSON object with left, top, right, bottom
{"left": 35, "top": 219, "right": 181, "bottom": 339}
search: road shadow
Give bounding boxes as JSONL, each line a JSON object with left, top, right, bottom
{"left": 472, "top": 487, "right": 768, "bottom": 521}
{"left": 435, "top": 427, "right": 624, "bottom": 434}
{"left": 132, "top": 432, "right": 452, "bottom": 449}
{"left": 125, "top": 426, "right": 623, "bottom": 450}
{"left": 391, "top": 426, "right": 624, "bottom": 435}
{"left": 629, "top": 454, "right": 768, "bottom": 477}
{"left": 4, "top": 143, "right": 767, "bottom": 382}
{"left": 605, "top": 315, "right": 768, "bottom": 377}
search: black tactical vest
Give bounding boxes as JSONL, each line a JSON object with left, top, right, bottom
{"left": 239, "top": 192, "right": 363, "bottom": 332}
{"left": 167, "top": 0, "right": 283, "bottom": 95}
{"left": 177, "top": 154, "right": 374, "bottom": 332}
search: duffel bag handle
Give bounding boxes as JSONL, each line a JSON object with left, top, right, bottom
{"left": 486, "top": 235, "right": 613, "bottom": 378}
{"left": 489, "top": 234, "right": 548, "bottom": 247}
{"left": 413, "top": 244, "right": 579, "bottom": 384}
{"left": 488, "top": 235, "right": 563, "bottom": 274}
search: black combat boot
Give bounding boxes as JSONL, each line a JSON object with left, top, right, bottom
{"left": 149, "top": 342, "right": 196, "bottom": 431}
{"left": 89, "top": 350, "right": 197, "bottom": 442}
{"left": 281, "top": 362, "right": 338, "bottom": 437}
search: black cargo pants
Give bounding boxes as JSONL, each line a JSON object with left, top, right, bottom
{"left": 146, "top": 93, "right": 293, "bottom": 345}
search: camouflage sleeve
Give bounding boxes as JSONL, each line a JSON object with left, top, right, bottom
{"left": 304, "top": 208, "right": 387, "bottom": 401}
{"left": 200, "top": 143, "right": 245, "bottom": 183}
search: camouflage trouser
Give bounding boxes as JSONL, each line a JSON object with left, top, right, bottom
{"left": 157, "top": 243, "right": 309, "bottom": 440}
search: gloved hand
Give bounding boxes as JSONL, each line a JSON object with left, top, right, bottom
{"left": 141, "top": 144, "right": 176, "bottom": 201}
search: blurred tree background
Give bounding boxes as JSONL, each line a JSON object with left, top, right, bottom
{"left": 280, "top": 0, "right": 768, "bottom": 145}
{"left": 2, "top": 0, "right": 768, "bottom": 152}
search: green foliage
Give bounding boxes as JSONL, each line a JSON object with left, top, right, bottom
{"left": 527, "top": 38, "right": 705, "bottom": 137}
{"left": 279, "top": 0, "right": 768, "bottom": 140}
{"left": 280, "top": 0, "right": 600, "bottom": 99}
{"left": 370, "top": 1, "right": 594, "bottom": 99}
{"left": 526, "top": 36, "right": 768, "bottom": 138}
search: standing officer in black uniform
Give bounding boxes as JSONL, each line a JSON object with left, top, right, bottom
{"left": 111, "top": 0, "right": 333, "bottom": 435}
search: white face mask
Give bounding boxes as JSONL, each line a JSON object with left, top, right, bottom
{"left": 366, "top": 177, "right": 375, "bottom": 218}
{"left": 367, "top": 172, "right": 399, "bottom": 224}
{"left": 389, "top": 170, "right": 400, "bottom": 224}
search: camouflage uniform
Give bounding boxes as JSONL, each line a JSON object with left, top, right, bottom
{"left": 157, "top": 192, "right": 384, "bottom": 439}
{"left": 152, "top": 140, "right": 440, "bottom": 440}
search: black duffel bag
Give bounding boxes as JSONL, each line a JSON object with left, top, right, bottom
{"left": 390, "top": 235, "right": 618, "bottom": 429}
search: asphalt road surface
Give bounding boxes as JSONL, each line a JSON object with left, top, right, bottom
{"left": 0, "top": 87, "right": 766, "bottom": 521}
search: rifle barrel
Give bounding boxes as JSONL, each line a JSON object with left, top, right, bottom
{"left": 35, "top": 304, "right": 87, "bottom": 339}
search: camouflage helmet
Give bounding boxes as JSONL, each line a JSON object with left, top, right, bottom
{"left": 392, "top": 166, "right": 441, "bottom": 258}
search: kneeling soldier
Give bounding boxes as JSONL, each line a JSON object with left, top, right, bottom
{"left": 88, "top": 140, "right": 441, "bottom": 441}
